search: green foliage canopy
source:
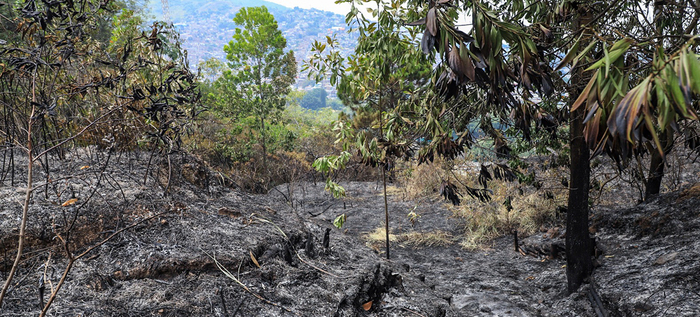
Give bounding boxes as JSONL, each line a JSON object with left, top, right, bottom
{"left": 221, "top": 5, "right": 296, "bottom": 122}
{"left": 215, "top": 5, "right": 297, "bottom": 184}
{"left": 301, "top": 88, "right": 328, "bottom": 110}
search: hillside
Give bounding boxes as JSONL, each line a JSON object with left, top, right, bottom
{"left": 4, "top": 1, "right": 700, "bottom": 316}
{"left": 147, "top": 0, "right": 358, "bottom": 91}
{"left": 2, "top": 149, "right": 699, "bottom": 316}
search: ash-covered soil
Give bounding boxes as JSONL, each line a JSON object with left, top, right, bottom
{"left": 1, "top": 149, "right": 699, "bottom": 316}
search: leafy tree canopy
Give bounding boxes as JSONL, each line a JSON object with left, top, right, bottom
{"left": 221, "top": 5, "right": 296, "bottom": 120}
{"left": 218, "top": 5, "right": 297, "bottom": 187}
{"left": 301, "top": 88, "right": 328, "bottom": 110}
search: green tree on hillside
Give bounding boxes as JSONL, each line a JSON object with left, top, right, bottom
{"left": 301, "top": 88, "right": 328, "bottom": 110}
{"left": 220, "top": 6, "right": 297, "bottom": 187}
{"left": 306, "top": 1, "right": 432, "bottom": 259}
{"left": 327, "top": 98, "right": 344, "bottom": 111}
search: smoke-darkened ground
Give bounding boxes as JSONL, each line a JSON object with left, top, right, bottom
{"left": 1, "top": 150, "right": 699, "bottom": 316}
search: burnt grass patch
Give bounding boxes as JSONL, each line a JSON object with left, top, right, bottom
{"left": 0, "top": 150, "right": 699, "bottom": 316}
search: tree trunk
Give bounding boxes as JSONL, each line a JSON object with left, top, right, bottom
{"left": 379, "top": 92, "right": 390, "bottom": 259}
{"left": 261, "top": 115, "right": 268, "bottom": 190}
{"left": 644, "top": 2, "right": 675, "bottom": 201}
{"left": 0, "top": 89, "right": 37, "bottom": 307}
{"left": 566, "top": 8, "right": 594, "bottom": 294}
{"left": 567, "top": 100, "right": 593, "bottom": 293}
{"left": 644, "top": 130, "right": 673, "bottom": 200}
{"left": 382, "top": 167, "right": 390, "bottom": 259}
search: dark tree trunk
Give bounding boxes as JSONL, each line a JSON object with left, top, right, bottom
{"left": 645, "top": 150, "right": 664, "bottom": 200}
{"left": 379, "top": 94, "right": 390, "bottom": 260}
{"left": 566, "top": 8, "right": 594, "bottom": 294}
{"left": 645, "top": 130, "right": 673, "bottom": 200}
{"left": 645, "top": 3, "right": 675, "bottom": 201}
{"left": 382, "top": 167, "right": 390, "bottom": 259}
{"left": 566, "top": 102, "right": 593, "bottom": 294}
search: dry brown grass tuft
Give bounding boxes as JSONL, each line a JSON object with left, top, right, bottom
{"left": 398, "top": 156, "right": 566, "bottom": 250}
{"left": 399, "top": 231, "right": 455, "bottom": 248}
{"left": 398, "top": 157, "right": 451, "bottom": 200}
{"left": 363, "top": 227, "right": 454, "bottom": 250}
{"left": 363, "top": 227, "right": 398, "bottom": 252}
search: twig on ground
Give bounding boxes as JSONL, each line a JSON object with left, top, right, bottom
{"left": 295, "top": 253, "right": 341, "bottom": 278}
{"left": 306, "top": 200, "right": 336, "bottom": 217}
{"left": 401, "top": 307, "right": 428, "bottom": 317}
{"left": 251, "top": 214, "right": 288, "bottom": 239}
{"left": 219, "top": 287, "right": 228, "bottom": 317}
{"left": 39, "top": 210, "right": 168, "bottom": 317}
{"left": 587, "top": 284, "right": 608, "bottom": 317}
{"left": 204, "top": 251, "right": 300, "bottom": 316}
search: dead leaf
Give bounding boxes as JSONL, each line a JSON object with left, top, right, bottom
{"left": 250, "top": 250, "right": 260, "bottom": 268}
{"left": 572, "top": 71, "right": 597, "bottom": 112}
{"left": 406, "top": 18, "right": 425, "bottom": 26}
{"left": 80, "top": 165, "right": 90, "bottom": 170}
{"left": 62, "top": 198, "right": 78, "bottom": 207}
{"left": 653, "top": 252, "right": 677, "bottom": 265}
{"left": 426, "top": 8, "right": 437, "bottom": 37}
{"left": 362, "top": 301, "right": 372, "bottom": 311}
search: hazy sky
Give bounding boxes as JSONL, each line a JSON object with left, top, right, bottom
{"left": 263, "top": 1, "right": 469, "bottom": 26}
{"left": 265, "top": 0, "right": 353, "bottom": 15}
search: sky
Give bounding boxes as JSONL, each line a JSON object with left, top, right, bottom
{"left": 264, "top": 0, "right": 471, "bottom": 28}
{"left": 265, "top": 0, "right": 353, "bottom": 16}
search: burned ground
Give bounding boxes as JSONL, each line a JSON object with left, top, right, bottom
{"left": 1, "top": 149, "right": 699, "bottom": 316}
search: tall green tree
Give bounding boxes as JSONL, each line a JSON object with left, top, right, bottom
{"left": 403, "top": 0, "right": 604, "bottom": 294}
{"left": 221, "top": 6, "right": 297, "bottom": 187}
{"left": 307, "top": 0, "right": 432, "bottom": 259}
{"left": 307, "top": 0, "right": 700, "bottom": 292}
{"left": 301, "top": 87, "right": 328, "bottom": 110}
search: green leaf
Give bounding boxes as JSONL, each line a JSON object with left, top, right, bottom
{"left": 555, "top": 34, "right": 581, "bottom": 71}
{"left": 655, "top": 79, "right": 672, "bottom": 131}
{"left": 586, "top": 38, "right": 633, "bottom": 71}
{"left": 611, "top": 70, "right": 627, "bottom": 97}
{"left": 603, "top": 46, "right": 611, "bottom": 78}
{"left": 686, "top": 51, "right": 700, "bottom": 93}
{"left": 325, "top": 179, "right": 346, "bottom": 198}
{"left": 667, "top": 70, "right": 689, "bottom": 116}
{"left": 572, "top": 39, "right": 597, "bottom": 70}
{"left": 491, "top": 26, "right": 502, "bottom": 56}
{"left": 333, "top": 213, "right": 347, "bottom": 229}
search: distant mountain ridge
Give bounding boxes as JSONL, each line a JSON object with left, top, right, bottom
{"left": 147, "top": 0, "right": 357, "bottom": 83}
{"left": 148, "top": 0, "right": 289, "bottom": 22}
